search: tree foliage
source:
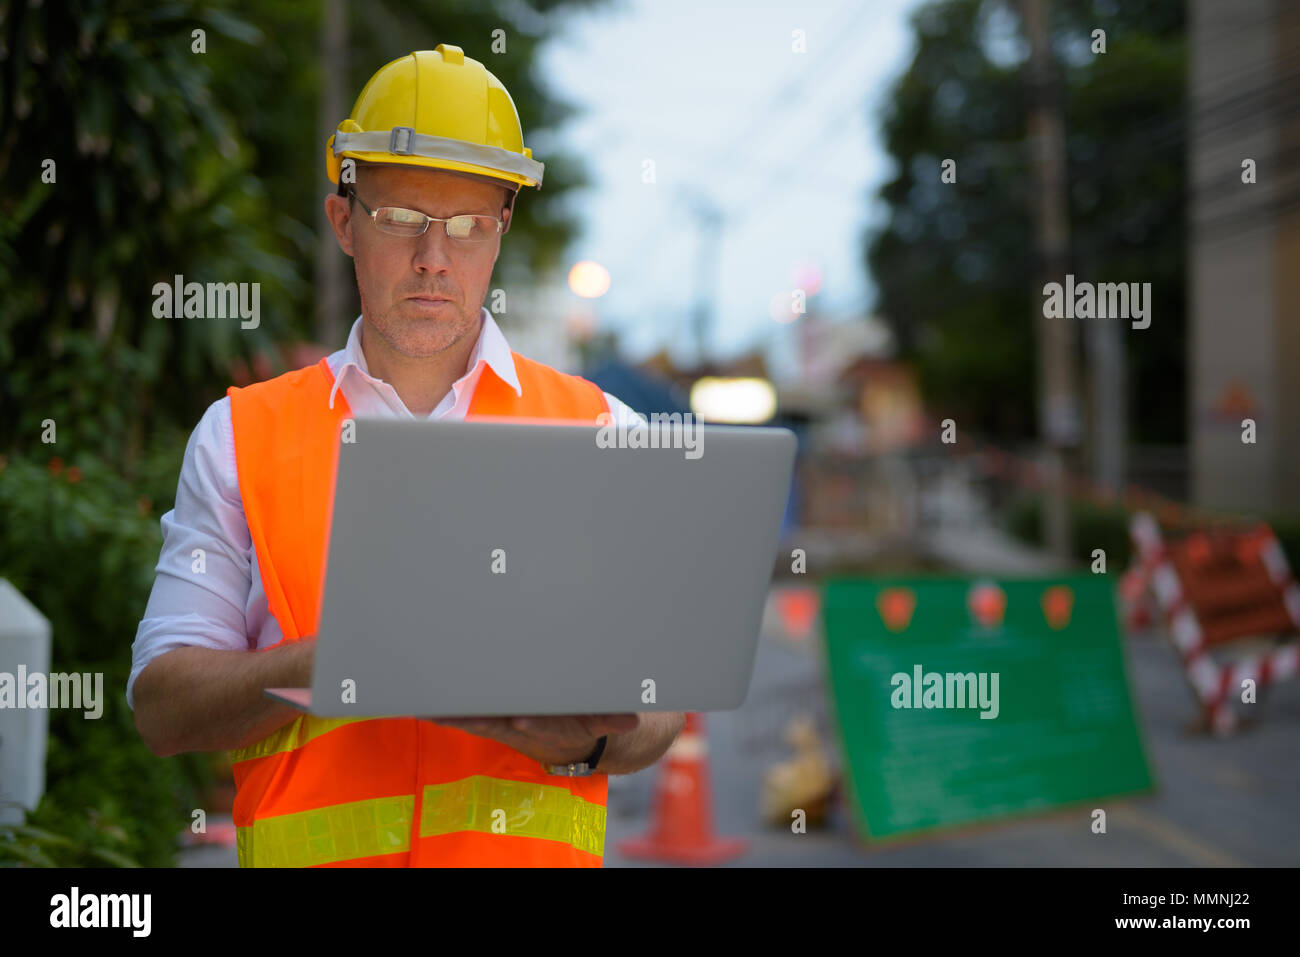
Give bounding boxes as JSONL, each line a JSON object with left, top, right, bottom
{"left": 866, "top": 0, "right": 1186, "bottom": 445}
{"left": 0, "top": 1, "right": 299, "bottom": 463}
{"left": 0, "top": 0, "right": 598, "bottom": 463}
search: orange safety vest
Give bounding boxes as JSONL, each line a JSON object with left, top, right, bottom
{"left": 226, "top": 354, "right": 611, "bottom": 867}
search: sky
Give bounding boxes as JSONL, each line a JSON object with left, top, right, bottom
{"left": 535, "top": 0, "right": 928, "bottom": 378}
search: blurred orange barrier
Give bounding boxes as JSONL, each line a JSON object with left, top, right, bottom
{"left": 1125, "top": 513, "right": 1300, "bottom": 734}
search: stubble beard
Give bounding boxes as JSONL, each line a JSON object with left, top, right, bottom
{"left": 360, "top": 286, "right": 479, "bottom": 360}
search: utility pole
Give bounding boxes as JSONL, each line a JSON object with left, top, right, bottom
{"left": 1085, "top": 252, "right": 1125, "bottom": 496}
{"left": 314, "top": 0, "right": 348, "bottom": 346}
{"left": 1023, "top": 0, "right": 1080, "bottom": 559}
{"left": 684, "top": 192, "right": 723, "bottom": 367}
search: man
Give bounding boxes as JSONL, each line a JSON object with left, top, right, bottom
{"left": 130, "top": 45, "right": 685, "bottom": 867}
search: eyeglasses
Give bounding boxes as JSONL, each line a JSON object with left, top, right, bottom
{"left": 349, "top": 190, "right": 504, "bottom": 243}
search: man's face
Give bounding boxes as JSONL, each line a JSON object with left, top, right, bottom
{"left": 325, "top": 164, "right": 510, "bottom": 358}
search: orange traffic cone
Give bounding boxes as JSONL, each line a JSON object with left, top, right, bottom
{"left": 617, "top": 712, "right": 747, "bottom": 865}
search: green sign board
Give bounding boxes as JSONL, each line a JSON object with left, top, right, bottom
{"left": 822, "top": 575, "right": 1153, "bottom": 841}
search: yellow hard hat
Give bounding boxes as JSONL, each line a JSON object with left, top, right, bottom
{"left": 325, "top": 45, "right": 543, "bottom": 191}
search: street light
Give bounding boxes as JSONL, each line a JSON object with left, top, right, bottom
{"left": 568, "top": 260, "right": 611, "bottom": 299}
{"left": 690, "top": 377, "right": 778, "bottom": 424}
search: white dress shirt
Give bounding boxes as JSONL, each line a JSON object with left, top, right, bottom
{"left": 127, "top": 310, "right": 645, "bottom": 709}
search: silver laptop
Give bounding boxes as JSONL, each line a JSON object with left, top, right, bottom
{"left": 266, "top": 417, "right": 796, "bottom": 717}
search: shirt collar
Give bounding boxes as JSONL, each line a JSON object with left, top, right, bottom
{"left": 328, "top": 308, "right": 521, "bottom": 411}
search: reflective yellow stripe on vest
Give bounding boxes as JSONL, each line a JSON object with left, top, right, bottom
{"left": 237, "top": 776, "right": 606, "bottom": 866}
{"left": 228, "top": 715, "right": 376, "bottom": 764}
{"left": 419, "top": 775, "right": 606, "bottom": 857}
{"left": 238, "top": 794, "right": 415, "bottom": 867}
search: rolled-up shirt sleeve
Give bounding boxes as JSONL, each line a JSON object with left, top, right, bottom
{"left": 127, "top": 397, "right": 256, "bottom": 710}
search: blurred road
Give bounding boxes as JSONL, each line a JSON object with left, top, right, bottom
{"left": 606, "top": 626, "right": 1300, "bottom": 867}
{"left": 179, "top": 622, "right": 1300, "bottom": 868}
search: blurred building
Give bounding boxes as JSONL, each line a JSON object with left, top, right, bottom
{"left": 839, "top": 357, "right": 925, "bottom": 454}
{"left": 1190, "top": 0, "right": 1300, "bottom": 512}
{"left": 782, "top": 313, "right": 920, "bottom": 456}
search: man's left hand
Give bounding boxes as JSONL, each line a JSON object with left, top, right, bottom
{"left": 422, "top": 713, "right": 639, "bottom": 766}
